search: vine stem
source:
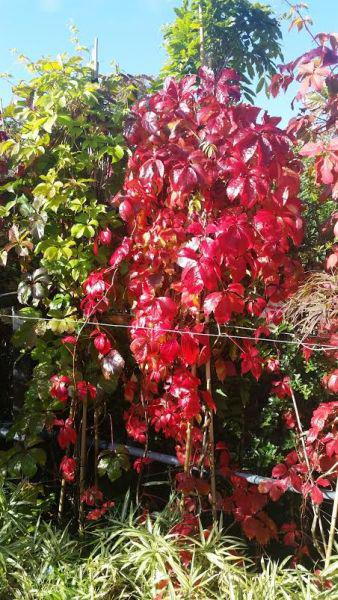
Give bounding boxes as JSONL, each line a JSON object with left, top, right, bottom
{"left": 58, "top": 478, "right": 66, "bottom": 520}
{"left": 79, "top": 394, "right": 88, "bottom": 530}
{"left": 290, "top": 387, "right": 327, "bottom": 556}
{"left": 184, "top": 406, "right": 194, "bottom": 474}
{"left": 58, "top": 269, "right": 118, "bottom": 521}
{"left": 205, "top": 315, "right": 217, "bottom": 521}
{"left": 94, "top": 398, "right": 99, "bottom": 487}
{"left": 283, "top": 0, "right": 320, "bottom": 48}
{"left": 184, "top": 309, "right": 200, "bottom": 475}
{"left": 58, "top": 394, "right": 77, "bottom": 521}
{"left": 136, "top": 391, "right": 149, "bottom": 506}
{"left": 325, "top": 474, "right": 338, "bottom": 569}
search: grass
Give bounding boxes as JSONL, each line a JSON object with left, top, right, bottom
{"left": 0, "top": 482, "right": 337, "bottom": 599}
{"left": 284, "top": 272, "right": 338, "bottom": 339}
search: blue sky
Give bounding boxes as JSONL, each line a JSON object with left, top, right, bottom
{"left": 0, "top": 0, "right": 337, "bottom": 123}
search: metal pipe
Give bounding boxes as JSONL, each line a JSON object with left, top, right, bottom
{"left": 104, "top": 442, "right": 335, "bottom": 501}
{"left": 0, "top": 426, "right": 334, "bottom": 500}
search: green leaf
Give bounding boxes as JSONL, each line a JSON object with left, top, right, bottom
{"left": 62, "top": 246, "right": 73, "bottom": 259}
{"left": 21, "top": 453, "right": 38, "bottom": 477}
{"left": 247, "top": 63, "right": 255, "bottom": 80}
{"left": 57, "top": 114, "right": 74, "bottom": 126}
{"left": 0, "top": 200, "right": 16, "bottom": 217}
{"left": 48, "top": 317, "right": 76, "bottom": 334}
{"left": 106, "top": 458, "right": 122, "bottom": 482}
{"left": 17, "top": 281, "right": 32, "bottom": 304}
{"left": 82, "top": 225, "right": 95, "bottom": 238}
{"left": 44, "top": 246, "right": 59, "bottom": 260}
{"left": 42, "top": 115, "right": 57, "bottom": 133}
{"left": 0, "top": 139, "right": 15, "bottom": 154}
{"left": 98, "top": 454, "right": 124, "bottom": 482}
{"left": 0, "top": 250, "right": 8, "bottom": 266}
{"left": 71, "top": 223, "right": 86, "bottom": 238}
{"left": 256, "top": 77, "right": 265, "bottom": 94}
{"left": 108, "top": 144, "right": 124, "bottom": 163}
{"left": 29, "top": 447, "right": 47, "bottom": 466}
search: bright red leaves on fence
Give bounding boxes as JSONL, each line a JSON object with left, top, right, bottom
{"left": 76, "top": 66, "right": 305, "bottom": 543}
{"left": 268, "top": 31, "right": 338, "bottom": 515}
{"left": 82, "top": 65, "right": 303, "bottom": 424}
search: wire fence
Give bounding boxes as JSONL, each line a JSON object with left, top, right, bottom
{"left": 0, "top": 311, "right": 337, "bottom": 352}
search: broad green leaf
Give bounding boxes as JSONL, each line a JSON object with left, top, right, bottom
{"left": 43, "top": 246, "right": 59, "bottom": 260}
{"left": 0, "top": 250, "right": 8, "bottom": 266}
{"left": 17, "top": 281, "right": 32, "bottom": 304}
{"left": 48, "top": 317, "right": 76, "bottom": 333}
{"left": 71, "top": 223, "right": 86, "bottom": 238}
{"left": 107, "top": 144, "right": 124, "bottom": 162}
{"left": 42, "top": 115, "right": 57, "bottom": 133}
{"left": 29, "top": 447, "right": 47, "bottom": 466}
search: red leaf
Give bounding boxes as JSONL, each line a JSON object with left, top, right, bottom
{"left": 181, "top": 333, "right": 199, "bottom": 365}
{"left": 60, "top": 456, "right": 76, "bottom": 482}
{"left": 109, "top": 237, "right": 131, "bottom": 268}
{"left": 119, "top": 199, "right": 134, "bottom": 222}
{"left": 326, "top": 439, "right": 338, "bottom": 457}
{"left": 320, "top": 155, "right": 334, "bottom": 184}
{"left": 201, "top": 390, "right": 216, "bottom": 412}
{"left": 93, "top": 332, "right": 112, "bottom": 356}
{"left": 57, "top": 424, "right": 77, "bottom": 450}
{"left": 214, "top": 295, "right": 232, "bottom": 324}
{"left": 203, "top": 292, "right": 222, "bottom": 316}
{"left": 269, "top": 481, "right": 288, "bottom": 501}
{"left": 170, "top": 164, "right": 198, "bottom": 194}
{"left": 325, "top": 370, "right": 338, "bottom": 393}
{"left": 290, "top": 472, "right": 302, "bottom": 492}
{"left": 316, "top": 478, "right": 331, "bottom": 488}
{"left": 227, "top": 176, "right": 245, "bottom": 201}
{"left": 272, "top": 463, "right": 288, "bottom": 479}
{"left": 156, "top": 297, "right": 178, "bottom": 321}
{"left": 61, "top": 336, "right": 77, "bottom": 346}
{"left": 242, "top": 512, "right": 277, "bottom": 545}
{"left": 160, "top": 338, "right": 180, "bottom": 363}
{"left": 310, "top": 486, "right": 324, "bottom": 505}
{"left": 177, "top": 247, "right": 198, "bottom": 269}
{"left": 299, "top": 141, "right": 323, "bottom": 157}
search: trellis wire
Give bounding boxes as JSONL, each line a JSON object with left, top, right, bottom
{"left": 0, "top": 312, "right": 337, "bottom": 352}
{"left": 0, "top": 292, "right": 334, "bottom": 341}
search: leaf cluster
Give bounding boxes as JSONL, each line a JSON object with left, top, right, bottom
{"left": 162, "top": 0, "right": 283, "bottom": 100}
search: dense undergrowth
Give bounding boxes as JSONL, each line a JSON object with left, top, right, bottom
{"left": 0, "top": 482, "right": 337, "bottom": 600}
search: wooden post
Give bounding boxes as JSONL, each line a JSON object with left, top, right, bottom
{"left": 79, "top": 395, "right": 88, "bottom": 529}
{"left": 325, "top": 475, "right": 338, "bottom": 569}
{"left": 94, "top": 399, "right": 99, "bottom": 487}
{"left": 205, "top": 315, "right": 217, "bottom": 521}
{"left": 91, "top": 37, "right": 99, "bottom": 82}
{"left": 198, "top": 1, "right": 206, "bottom": 67}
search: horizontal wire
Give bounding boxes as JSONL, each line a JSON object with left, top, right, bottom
{"left": 1, "top": 312, "right": 337, "bottom": 352}
{"left": 2, "top": 297, "right": 334, "bottom": 341}
{"left": 64, "top": 309, "right": 335, "bottom": 341}
{"left": 2, "top": 304, "right": 334, "bottom": 340}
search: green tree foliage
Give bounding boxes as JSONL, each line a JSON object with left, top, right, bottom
{"left": 0, "top": 44, "right": 147, "bottom": 443}
{"left": 162, "top": 0, "right": 283, "bottom": 99}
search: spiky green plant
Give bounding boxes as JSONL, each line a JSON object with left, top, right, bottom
{"left": 0, "top": 487, "right": 337, "bottom": 599}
